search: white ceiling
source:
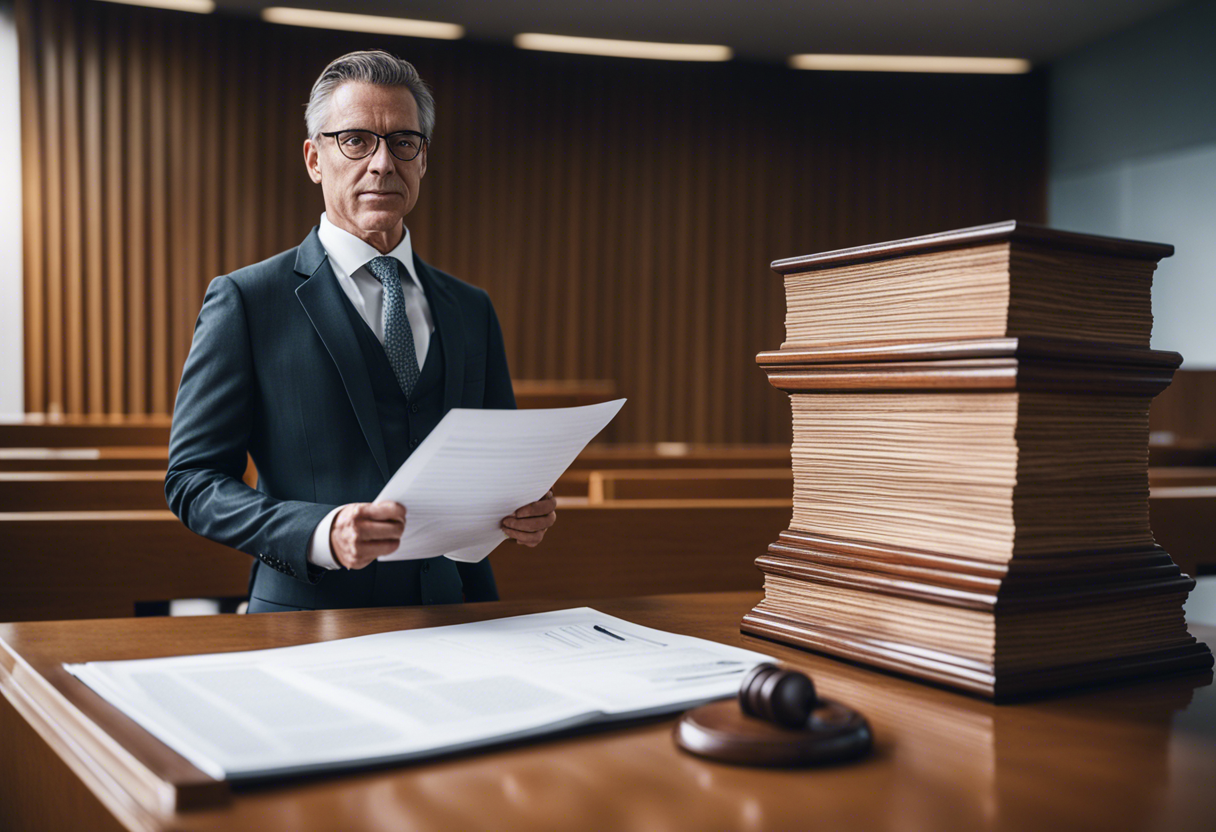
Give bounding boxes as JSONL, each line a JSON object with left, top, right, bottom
{"left": 213, "top": 0, "right": 1191, "bottom": 63}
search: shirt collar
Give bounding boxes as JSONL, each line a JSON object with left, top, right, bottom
{"left": 317, "top": 213, "right": 423, "bottom": 291}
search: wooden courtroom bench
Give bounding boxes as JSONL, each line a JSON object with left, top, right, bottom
{"left": 1149, "top": 467, "right": 1216, "bottom": 487}
{"left": 569, "top": 443, "right": 790, "bottom": 470}
{"left": 495, "top": 499, "right": 787, "bottom": 599}
{"left": 552, "top": 464, "right": 1209, "bottom": 502}
{"left": 0, "top": 415, "right": 172, "bottom": 447}
{"left": 0, "top": 501, "right": 788, "bottom": 622}
{"left": 510, "top": 379, "right": 617, "bottom": 409}
{"left": 3, "top": 476, "right": 1204, "bottom": 623}
{"left": 0, "top": 450, "right": 783, "bottom": 510}
{"left": 1150, "top": 486, "right": 1216, "bottom": 577}
{"left": 1, "top": 382, "right": 614, "bottom": 453}
{"left": 543, "top": 446, "right": 794, "bottom": 497}
{"left": 0, "top": 462, "right": 255, "bottom": 509}
{"left": 552, "top": 468, "right": 593, "bottom": 497}
{"left": 0, "top": 511, "right": 251, "bottom": 622}
{"left": 0, "top": 446, "right": 170, "bottom": 472}
{"left": 586, "top": 468, "right": 792, "bottom": 502}
{"left": 1149, "top": 438, "right": 1216, "bottom": 467}
{"left": 0, "top": 471, "right": 168, "bottom": 512}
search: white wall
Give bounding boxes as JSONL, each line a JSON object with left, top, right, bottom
{"left": 0, "top": 0, "right": 22, "bottom": 413}
{"left": 1051, "top": 144, "right": 1216, "bottom": 363}
{"left": 1048, "top": 0, "right": 1216, "bottom": 367}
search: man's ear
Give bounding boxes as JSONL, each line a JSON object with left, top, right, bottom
{"left": 303, "top": 138, "right": 323, "bottom": 184}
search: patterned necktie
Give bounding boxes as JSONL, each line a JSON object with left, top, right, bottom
{"left": 365, "top": 255, "right": 421, "bottom": 398}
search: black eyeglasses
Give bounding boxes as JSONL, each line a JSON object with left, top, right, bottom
{"left": 321, "top": 129, "right": 429, "bottom": 162}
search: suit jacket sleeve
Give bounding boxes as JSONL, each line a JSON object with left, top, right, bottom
{"left": 165, "top": 275, "right": 335, "bottom": 583}
{"left": 455, "top": 297, "right": 516, "bottom": 602}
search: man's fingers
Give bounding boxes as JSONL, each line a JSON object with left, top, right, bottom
{"left": 503, "top": 526, "right": 546, "bottom": 547}
{"left": 358, "top": 501, "right": 406, "bottom": 523}
{"left": 502, "top": 512, "right": 556, "bottom": 533}
{"left": 353, "top": 520, "right": 407, "bottom": 543}
{"left": 502, "top": 498, "right": 557, "bottom": 546}
{"left": 357, "top": 539, "right": 403, "bottom": 557}
{"left": 514, "top": 491, "right": 557, "bottom": 518}
{"left": 335, "top": 538, "right": 401, "bottom": 569}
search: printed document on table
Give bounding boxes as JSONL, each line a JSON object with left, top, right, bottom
{"left": 375, "top": 399, "right": 626, "bottom": 563}
{"left": 66, "top": 608, "right": 775, "bottom": 781}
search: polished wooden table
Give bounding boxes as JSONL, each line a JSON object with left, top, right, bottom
{"left": 2, "top": 593, "right": 1214, "bottom": 831}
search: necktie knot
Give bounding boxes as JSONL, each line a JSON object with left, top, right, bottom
{"left": 366, "top": 256, "right": 399, "bottom": 285}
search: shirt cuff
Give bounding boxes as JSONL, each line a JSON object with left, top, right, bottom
{"left": 308, "top": 505, "right": 345, "bottom": 570}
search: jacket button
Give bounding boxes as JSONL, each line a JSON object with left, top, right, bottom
{"left": 421, "top": 563, "right": 430, "bottom": 573}
{"left": 410, "top": 438, "right": 420, "bottom": 448}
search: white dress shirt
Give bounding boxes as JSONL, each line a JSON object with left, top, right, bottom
{"left": 307, "top": 213, "right": 436, "bottom": 570}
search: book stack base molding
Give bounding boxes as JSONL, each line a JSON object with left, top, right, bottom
{"left": 742, "top": 530, "right": 1211, "bottom": 699}
{"left": 743, "top": 222, "right": 1214, "bottom": 700}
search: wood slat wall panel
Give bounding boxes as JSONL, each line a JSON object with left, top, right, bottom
{"left": 15, "top": 0, "right": 43, "bottom": 414}
{"left": 82, "top": 5, "right": 104, "bottom": 414}
{"left": 60, "top": 6, "right": 83, "bottom": 415}
{"left": 103, "top": 9, "right": 124, "bottom": 414}
{"left": 18, "top": 0, "right": 1047, "bottom": 441}
{"left": 40, "top": 1, "right": 64, "bottom": 414}
{"left": 124, "top": 6, "right": 145, "bottom": 414}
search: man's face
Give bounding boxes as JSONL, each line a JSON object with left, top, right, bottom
{"left": 303, "top": 82, "right": 428, "bottom": 246}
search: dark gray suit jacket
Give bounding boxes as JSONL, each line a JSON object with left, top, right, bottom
{"left": 165, "top": 227, "right": 515, "bottom": 609}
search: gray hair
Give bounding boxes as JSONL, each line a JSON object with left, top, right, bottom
{"left": 305, "top": 50, "right": 435, "bottom": 139}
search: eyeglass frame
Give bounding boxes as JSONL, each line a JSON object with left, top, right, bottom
{"left": 320, "top": 129, "right": 430, "bottom": 162}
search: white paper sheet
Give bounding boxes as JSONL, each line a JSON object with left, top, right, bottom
{"left": 375, "top": 399, "right": 626, "bottom": 562}
{"left": 66, "top": 608, "right": 774, "bottom": 781}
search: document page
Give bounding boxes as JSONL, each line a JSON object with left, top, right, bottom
{"left": 376, "top": 399, "right": 626, "bottom": 562}
{"left": 67, "top": 608, "right": 773, "bottom": 781}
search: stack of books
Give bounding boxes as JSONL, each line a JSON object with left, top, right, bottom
{"left": 742, "top": 221, "right": 1213, "bottom": 698}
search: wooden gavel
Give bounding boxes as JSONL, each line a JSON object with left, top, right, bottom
{"left": 674, "top": 661, "right": 872, "bottom": 765}
{"left": 738, "top": 662, "right": 820, "bottom": 728}
{"left": 680, "top": 661, "right": 870, "bottom": 768}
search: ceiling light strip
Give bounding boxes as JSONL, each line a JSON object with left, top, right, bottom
{"left": 789, "top": 54, "right": 1030, "bottom": 74}
{"left": 515, "top": 33, "right": 731, "bottom": 62}
{"left": 261, "top": 7, "right": 464, "bottom": 40}
{"left": 96, "top": 0, "right": 216, "bottom": 13}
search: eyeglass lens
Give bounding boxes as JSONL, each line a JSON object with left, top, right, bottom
{"left": 334, "top": 131, "right": 424, "bottom": 162}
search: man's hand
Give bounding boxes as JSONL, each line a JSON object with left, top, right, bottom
{"left": 502, "top": 491, "right": 557, "bottom": 546}
{"left": 330, "top": 501, "right": 406, "bottom": 570}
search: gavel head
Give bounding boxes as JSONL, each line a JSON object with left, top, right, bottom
{"left": 739, "top": 663, "right": 819, "bottom": 729}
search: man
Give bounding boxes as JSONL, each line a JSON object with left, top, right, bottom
{"left": 166, "top": 51, "right": 556, "bottom": 612}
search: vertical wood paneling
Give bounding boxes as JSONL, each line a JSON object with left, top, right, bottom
{"left": 81, "top": 3, "right": 104, "bottom": 413}
{"left": 687, "top": 90, "right": 709, "bottom": 443}
{"left": 16, "top": 0, "right": 44, "bottom": 414}
{"left": 199, "top": 20, "right": 220, "bottom": 321}
{"left": 60, "top": 6, "right": 83, "bottom": 414}
{"left": 123, "top": 7, "right": 145, "bottom": 413}
{"left": 147, "top": 17, "right": 168, "bottom": 412}
{"left": 40, "top": 1, "right": 64, "bottom": 415}
{"left": 168, "top": 21, "right": 191, "bottom": 393}
{"left": 103, "top": 6, "right": 124, "bottom": 414}
{"left": 18, "top": 0, "right": 1047, "bottom": 442}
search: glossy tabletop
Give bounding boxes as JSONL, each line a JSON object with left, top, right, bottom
{"left": 2, "top": 592, "right": 1214, "bottom": 831}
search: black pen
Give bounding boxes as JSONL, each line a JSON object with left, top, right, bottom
{"left": 593, "top": 624, "right": 626, "bottom": 641}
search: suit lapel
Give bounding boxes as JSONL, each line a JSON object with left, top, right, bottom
{"left": 294, "top": 229, "right": 391, "bottom": 482}
{"left": 414, "top": 253, "right": 465, "bottom": 414}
